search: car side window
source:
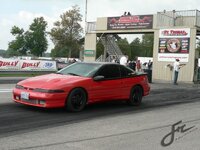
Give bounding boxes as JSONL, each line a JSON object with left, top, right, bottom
{"left": 120, "top": 66, "right": 133, "bottom": 78}
{"left": 97, "top": 65, "right": 120, "bottom": 79}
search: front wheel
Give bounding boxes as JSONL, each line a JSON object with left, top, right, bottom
{"left": 127, "top": 86, "right": 143, "bottom": 106}
{"left": 66, "top": 88, "right": 87, "bottom": 112}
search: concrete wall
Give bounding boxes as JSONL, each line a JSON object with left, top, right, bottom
{"left": 84, "top": 33, "right": 97, "bottom": 62}
{"left": 152, "top": 27, "right": 197, "bottom": 83}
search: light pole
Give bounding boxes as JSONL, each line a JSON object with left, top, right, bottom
{"left": 85, "top": 0, "right": 88, "bottom": 34}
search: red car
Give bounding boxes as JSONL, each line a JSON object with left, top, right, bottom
{"left": 13, "top": 62, "right": 150, "bottom": 112}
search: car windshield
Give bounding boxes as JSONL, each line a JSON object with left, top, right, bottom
{"left": 57, "top": 63, "right": 102, "bottom": 77}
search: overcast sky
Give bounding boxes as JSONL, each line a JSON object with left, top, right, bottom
{"left": 0, "top": 0, "right": 199, "bottom": 52}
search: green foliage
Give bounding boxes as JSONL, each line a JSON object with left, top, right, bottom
{"left": 26, "top": 17, "right": 48, "bottom": 57}
{"left": 129, "top": 34, "right": 154, "bottom": 59}
{"left": 141, "top": 34, "right": 154, "bottom": 57}
{"left": 130, "top": 37, "right": 142, "bottom": 59}
{"left": 8, "top": 26, "right": 27, "bottom": 56}
{"left": 96, "top": 41, "right": 104, "bottom": 58}
{"left": 49, "top": 5, "right": 83, "bottom": 58}
{"left": 6, "top": 48, "right": 21, "bottom": 57}
{"left": 0, "top": 49, "right": 7, "bottom": 57}
{"left": 8, "top": 17, "right": 48, "bottom": 57}
{"left": 117, "top": 38, "right": 131, "bottom": 58}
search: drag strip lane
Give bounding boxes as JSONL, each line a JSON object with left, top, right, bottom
{"left": 0, "top": 88, "right": 200, "bottom": 139}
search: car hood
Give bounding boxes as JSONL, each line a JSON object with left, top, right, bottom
{"left": 18, "top": 73, "right": 89, "bottom": 89}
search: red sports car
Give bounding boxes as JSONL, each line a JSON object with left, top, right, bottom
{"left": 13, "top": 62, "right": 150, "bottom": 111}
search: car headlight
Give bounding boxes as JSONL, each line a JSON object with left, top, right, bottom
{"left": 15, "top": 84, "right": 24, "bottom": 89}
{"left": 33, "top": 88, "right": 65, "bottom": 93}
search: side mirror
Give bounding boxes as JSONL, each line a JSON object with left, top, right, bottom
{"left": 128, "top": 72, "right": 136, "bottom": 76}
{"left": 93, "top": 75, "right": 105, "bottom": 81}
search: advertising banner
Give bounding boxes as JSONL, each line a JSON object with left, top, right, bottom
{"left": 0, "top": 59, "right": 57, "bottom": 71}
{"left": 0, "top": 59, "right": 20, "bottom": 70}
{"left": 20, "top": 60, "right": 41, "bottom": 71}
{"left": 107, "top": 15, "right": 153, "bottom": 30}
{"left": 20, "top": 60, "right": 57, "bottom": 71}
{"left": 158, "top": 28, "right": 190, "bottom": 62}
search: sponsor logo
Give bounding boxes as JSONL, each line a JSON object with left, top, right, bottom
{"left": 162, "top": 30, "right": 188, "bottom": 36}
{"left": 43, "top": 62, "right": 53, "bottom": 68}
{"left": 0, "top": 61, "right": 19, "bottom": 67}
{"left": 21, "top": 62, "right": 40, "bottom": 69}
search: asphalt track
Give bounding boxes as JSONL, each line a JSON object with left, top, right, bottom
{"left": 0, "top": 83, "right": 199, "bottom": 140}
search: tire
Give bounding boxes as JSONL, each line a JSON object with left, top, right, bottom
{"left": 127, "top": 86, "right": 143, "bottom": 106}
{"left": 66, "top": 88, "right": 87, "bottom": 112}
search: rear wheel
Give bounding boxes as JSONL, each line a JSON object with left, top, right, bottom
{"left": 127, "top": 86, "right": 143, "bottom": 106}
{"left": 66, "top": 88, "right": 87, "bottom": 112}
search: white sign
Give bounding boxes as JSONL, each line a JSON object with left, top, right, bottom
{"left": 0, "top": 59, "right": 20, "bottom": 70}
{"left": 158, "top": 53, "right": 188, "bottom": 62}
{"left": 0, "top": 59, "right": 57, "bottom": 71}
{"left": 158, "top": 28, "right": 190, "bottom": 62}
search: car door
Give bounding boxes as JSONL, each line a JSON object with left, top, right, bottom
{"left": 119, "top": 65, "right": 136, "bottom": 99}
{"left": 89, "top": 64, "right": 122, "bottom": 102}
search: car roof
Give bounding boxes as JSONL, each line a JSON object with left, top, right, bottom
{"left": 77, "top": 62, "right": 120, "bottom": 65}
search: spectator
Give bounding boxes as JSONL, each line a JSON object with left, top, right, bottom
{"left": 120, "top": 53, "right": 128, "bottom": 66}
{"left": 127, "top": 12, "right": 131, "bottom": 16}
{"left": 147, "top": 60, "right": 152, "bottom": 70}
{"left": 128, "top": 60, "right": 136, "bottom": 71}
{"left": 72, "top": 58, "right": 77, "bottom": 63}
{"left": 111, "top": 56, "right": 117, "bottom": 63}
{"left": 136, "top": 60, "right": 142, "bottom": 72}
{"left": 173, "top": 58, "right": 185, "bottom": 85}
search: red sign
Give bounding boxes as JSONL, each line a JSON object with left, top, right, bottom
{"left": 107, "top": 15, "right": 153, "bottom": 30}
{"left": 0, "top": 60, "right": 19, "bottom": 67}
{"left": 21, "top": 62, "right": 40, "bottom": 69}
{"left": 161, "top": 30, "right": 188, "bottom": 36}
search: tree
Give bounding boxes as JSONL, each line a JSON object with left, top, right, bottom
{"left": 50, "top": 5, "right": 83, "bottom": 58}
{"left": 117, "top": 38, "right": 131, "bottom": 58}
{"left": 129, "top": 34, "right": 154, "bottom": 59}
{"left": 96, "top": 41, "right": 104, "bottom": 59}
{"left": 26, "top": 17, "right": 48, "bottom": 57}
{"left": 141, "top": 34, "right": 154, "bottom": 57}
{"left": 8, "top": 17, "right": 48, "bottom": 57}
{"left": 8, "top": 26, "right": 27, "bottom": 56}
{"left": 130, "top": 37, "right": 141, "bottom": 59}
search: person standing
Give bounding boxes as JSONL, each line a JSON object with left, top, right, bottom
{"left": 147, "top": 60, "right": 152, "bottom": 70}
{"left": 173, "top": 58, "right": 180, "bottom": 85}
{"left": 120, "top": 54, "right": 128, "bottom": 66}
{"left": 136, "top": 59, "right": 142, "bottom": 72}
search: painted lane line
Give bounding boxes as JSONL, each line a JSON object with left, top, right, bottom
{"left": 0, "top": 89, "right": 13, "bottom": 93}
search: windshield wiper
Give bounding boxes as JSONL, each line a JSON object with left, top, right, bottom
{"left": 67, "top": 73, "right": 80, "bottom": 76}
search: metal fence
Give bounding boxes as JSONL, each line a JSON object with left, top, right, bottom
{"left": 157, "top": 9, "right": 200, "bottom": 27}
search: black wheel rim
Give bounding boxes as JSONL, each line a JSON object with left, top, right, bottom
{"left": 71, "top": 90, "right": 86, "bottom": 110}
{"left": 132, "top": 87, "right": 142, "bottom": 103}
